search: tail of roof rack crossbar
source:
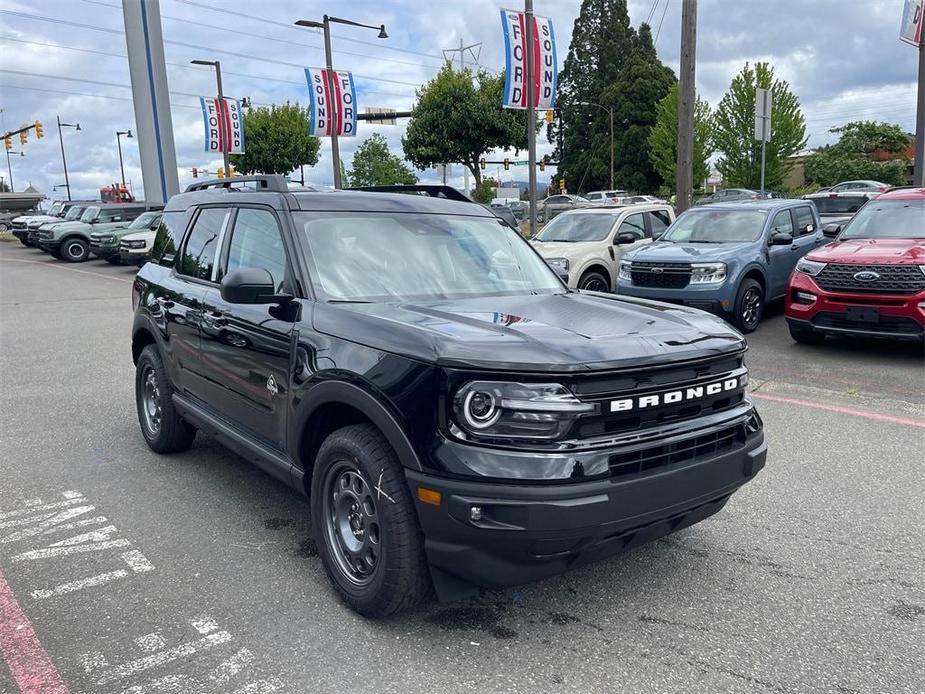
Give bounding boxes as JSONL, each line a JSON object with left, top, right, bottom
{"left": 184, "top": 175, "right": 289, "bottom": 193}
{"left": 348, "top": 184, "right": 472, "bottom": 203}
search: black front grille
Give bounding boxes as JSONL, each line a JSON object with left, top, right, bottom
{"left": 631, "top": 262, "right": 691, "bottom": 289}
{"left": 12, "top": 221, "right": 27, "bottom": 230}
{"left": 812, "top": 311, "right": 924, "bottom": 335}
{"left": 815, "top": 264, "right": 925, "bottom": 295}
{"left": 608, "top": 422, "right": 747, "bottom": 479}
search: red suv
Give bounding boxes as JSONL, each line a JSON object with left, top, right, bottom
{"left": 786, "top": 187, "right": 925, "bottom": 344}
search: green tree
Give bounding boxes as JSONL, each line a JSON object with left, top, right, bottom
{"left": 230, "top": 103, "right": 320, "bottom": 175}
{"left": 713, "top": 62, "right": 807, "bottom": 190}
{"left": 403, "top": 65, "right": 528, "bottom": 189}
{"left": 648, "top": 82, "right": 713, "bottom": 190}
{"left": 549, "top": 2, "right": 673, "bottom": 193}
{"left": 804, "top": 121, "right": 911, "bottom": 186}
{"left": 347, "top": 133, "right": 417, "bottom": 187}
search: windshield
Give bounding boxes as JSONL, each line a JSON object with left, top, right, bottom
{"left": 295, "top": 212, "right": 564, "bottom": 302}
{"left": 661, "top": 209, "right": 768, "bottom": 243}
{"left": 79, "top": 206, "right": 101, "bottom": 223}
{"left": 49, "top": 203, "right": 63, "bottom": 216}
{"left": 129, "top": 211, "right": 159, "bottom": 229}
{"left": 839, "top": 199, "right": 925, "bottom": 239}
{"left": 64, "top": 206, "right": 86, "bottom": 221}
{"left": 535, "top": 213, "right": 616, "bottom": 242}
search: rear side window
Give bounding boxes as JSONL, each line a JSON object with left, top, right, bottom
{"left": 151, "top": 211, "right": 188, "bottom": 265}
{"left": 793, "top": 206, "right": 815, "bottom": 235}
{"left": 179, "top": 208, "right": 227, "bottom": 281}
{"left": 648, "top": 210, "right": 671, "bottom": 236}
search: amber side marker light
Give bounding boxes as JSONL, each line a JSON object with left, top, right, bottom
{"left": 417, "top": 487, "right": 442, "bottom": 506}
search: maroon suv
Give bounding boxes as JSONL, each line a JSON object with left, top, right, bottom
{"left": 786, "top": 187, "right": 925, "bottom": 343}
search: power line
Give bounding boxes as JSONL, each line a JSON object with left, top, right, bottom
{"left": 0, "top": 83, "right": 201, "bottom": 110}
{"left": 654, "top": 0, "right": 671, "bottom": 44}
{"left": 645, "top": 0, "right": 660, "bottom": 25}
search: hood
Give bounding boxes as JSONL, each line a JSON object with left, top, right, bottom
{"left": 25, "top": 215, "right": 60, "bottom": 225}
{"left": 626, "top": 240, "right": 755, "bottom": 263}
{"left": 312, "top": 292, "right": 745, "bottom": 372}
{"left": 808, "top": 238, "right": 925, "bottom": 264}
{"left": 531, "top": 239, "right": 605, "bottom": 259}
{"left": 47, "top": 221, "right": 89, "bottom": 232}
{"left": 121, "top": 229, "right": 157, "bottom": 242}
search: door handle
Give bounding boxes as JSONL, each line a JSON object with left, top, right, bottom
{"left": 155, "top": 297, "right": 174, "bottom": 309}
{"left": 203, "top": 309, "right": 227, "bottom": 326}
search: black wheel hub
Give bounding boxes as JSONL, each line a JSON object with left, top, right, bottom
{"left": 322, "top": 464, "right": 381, "bottom": 586}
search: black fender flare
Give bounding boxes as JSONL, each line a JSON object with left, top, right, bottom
{"left": 131, "top": 311, "right": 166, "bottom": 363}
{"left": 290, "top": 380, "right": 423, "bottom": 472}
{"left": 737, "top": 264, "right": 768, "bottom": 294}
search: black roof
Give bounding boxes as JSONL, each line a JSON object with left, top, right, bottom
{"left": 293, "top": 190, "right": 494, "bottom": 216}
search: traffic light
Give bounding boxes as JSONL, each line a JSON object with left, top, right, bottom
{"left": 479, "top": 158, "right": 486, "bottom": 170}
{"left": 3, "top": 137, "right": 11, "bottom": 151}
{"left": 503, "top": 158, "right": 510, "bottom": 171}
{"left": 192, "top": 167, "right": 199, "bottom": 178}
{"left": 19, "top": 130, "right": 27, "bottom": 145}
{"left": 216, "top": 167, "right": 225, "bottom": 179}
{"left": 227, "top": 164, "right": 236, "bottom": 177}
{"left": 545, "top": 110, "right": 554, "bottom": 124}
{"left": 34, "top": 121, "right": 44, "bottom": 139}
{"left": 539, "top": 157, "right": 546, "bottom": 172}
{"left": 559, "top": 178, "right": 566, "bottom": 192}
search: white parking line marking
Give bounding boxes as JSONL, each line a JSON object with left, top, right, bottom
{"left": 122, "top": 673, "right": 193, "bottom": 693}
{"left": 1, "top": 506, "right": 99, "bottom": 543}
{"left": 12, "top": 539, "right": 131, "bottom": 561}
{"left": 0, "top": 496, "right": 85, "bottom": 521}
{"left": 191, "top": 617, "right": 219, "bottom": 635}
{"left": 94, "top": 631, "right": 233, "bottom": 685}
{"left": 30, "top": 569, "right": 129, "bottom": 600}
{"left": 134, "top": 633, "right": 168, "bottom": 653}
{"left": 0, "top": 257, "right": 134, "bottom": 284}
{"left": 62, "top": 491, "right": 82, "bottom": 499}
{"left": 121, "top": 549, "right": 155, "bottom": 573}
{"left": 231, "top": 677, "right": 285, "bottom": 694}
{"left": 209, "top": 648, "right": 255, "bottom": 685}
{"left": 80, "top": 651, "right": 109, "bottom": 672}
{"left": 23, "top": 498, "right": 43, "bottom": 507}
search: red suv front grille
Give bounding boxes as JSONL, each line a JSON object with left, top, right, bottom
{"left": 815, "top": 264, "right": 925, "bottom": 295}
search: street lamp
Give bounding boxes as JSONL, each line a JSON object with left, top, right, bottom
{"left": 5, "top": 149, "right": 23, "bottom": 192}
{"left": 190, "top": 59, "right": 230, "bottom": 175}
{"left": 116, "top": 129, "right": 133, "bottom": 189}
{"left": 56, "top": 116, "right": 80, "bottom": 201}
{"left": 295, "top": 15, "right": 388, "bottom": 189}
{"left": 577, "top": 101, "right": 614, "bottom": 191}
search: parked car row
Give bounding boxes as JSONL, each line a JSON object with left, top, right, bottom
{"left": 11, "top": 201, "right": 162, "bottom": 265}
{"left": 532, "top": 189, "right": 924, "bottom": 343}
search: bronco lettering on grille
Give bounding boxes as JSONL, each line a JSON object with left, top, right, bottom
{"left": 609, "top": 377, "right": 741, "bottom": 413}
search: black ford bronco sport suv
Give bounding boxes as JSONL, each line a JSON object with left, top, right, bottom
{"left": 132, "top": 176, "right": 766, "bottom": 616}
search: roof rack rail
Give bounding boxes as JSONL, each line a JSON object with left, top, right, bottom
{"left": 184, "top": 175, "right": 289, "bottom": 193}
{"left": 348, "top": 184, "right": 472, "bottom": 203}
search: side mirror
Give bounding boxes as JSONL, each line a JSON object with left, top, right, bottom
{"left": 822, "top": 223, "right": 841, "bottom": 238}
{"left": 770, "top": 232, "right": 793, "bottom": 245}
{"left": 90, "top": 219, "right": 99, "bottom": 224}
{"left": 220, "top": 267, "right": 291, "bottom": 305}
{"left": 614, "top": 232, "right": 637, "bottom": 245}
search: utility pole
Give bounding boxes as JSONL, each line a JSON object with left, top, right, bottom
{"left": 915, "top": 40, "right": 924, "bottom": 186}
{"left": 116, "top": 129, "right": 133, "bottom": 188}
{"left": 675, "top": 0, "right": 697, "bottom": 213}
{"left": 191, "top": 60, "right": 230, "bottom": 175}
{"left": 56, "top": 115, "right": 80, "bottom": 202}
{"left": 525, "top": 0, "right": 538, "bottom": 236}
{"left": 443, "top": 38, "right": 482, "bottom": 196}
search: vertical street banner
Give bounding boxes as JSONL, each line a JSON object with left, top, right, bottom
{"left": 304, "top": 68, "right": 358, "bottom": 137}
{"left": 199, "top": 97, "right": 245, "bottom": 154}
{"left": 900, "top": 0, "right": 923, "bottom": 45}
{"left": 500, "top": 9, "right": 557, "bottom": 110}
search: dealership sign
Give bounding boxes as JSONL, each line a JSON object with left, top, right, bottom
{"left": 900, "top": 0, "right": 923, "bottom": 45}
{"left": 199, "top": 97, "right": 245, "bottom": 154}
{"left": 304, "top": 68, "right": 358, "bottom": 137}
{"left": 500, "top": 9, "right": 557, "bottom": 109}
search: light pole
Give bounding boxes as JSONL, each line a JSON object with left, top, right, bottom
{"left": 295, "top": 15, "right": 388, "bottom": 189}
{"left": 116, "top": 129, "right": 133, "bottom": 189}
{"left": 578, "top": 101, "right": 614, "bottom": 190}
{"left": 191, "top": 59, "right": 230, "bottom": 175}
{"left": 5, "top": 150, "right": 23, "bottom": 192}
{"left": 56, "top": 116, "right": 80, "bottom": 201}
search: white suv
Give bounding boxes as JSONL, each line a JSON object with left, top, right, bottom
{"left": 531, "top": 204, "right": 674, "bottom": 292}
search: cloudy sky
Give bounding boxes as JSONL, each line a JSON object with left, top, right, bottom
{"left": 0, "top": 0, "right": 919, "bottom": 201}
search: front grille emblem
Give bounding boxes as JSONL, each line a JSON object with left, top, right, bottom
{"left": 853, "top": 270, "right": 880, "bottom": 282}
{"left": 650, "top": 267, "right": 664, "bottom": 273}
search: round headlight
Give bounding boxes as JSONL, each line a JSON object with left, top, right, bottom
{"left": 463, "top": 390, "right": 501, "bottom": 429}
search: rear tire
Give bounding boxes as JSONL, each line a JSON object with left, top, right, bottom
{"left": 135, "top": 345, "right": 196, "bottom": 453}
{"left": 105, "top": 256, "right": 122, "bottom": 265}
{"left": 733, "top": 279, "right": 764, "bottom": 333}
{"left": 311, "top": 423, "right": 431, "bottom": 617}
{"left": 61, "top": 237, "right": 89, "bottom": 263}
{"left": 788, "top": 322, "right": 826, "bottom": 345}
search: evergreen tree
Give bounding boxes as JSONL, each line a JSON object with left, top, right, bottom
{"left": 648, "top": 82, "right": 714, "bottom": 190}
{"left": 713, "top": 62, "right": 807, "bottom": 190}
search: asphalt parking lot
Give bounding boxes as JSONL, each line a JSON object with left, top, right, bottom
{"left": 1, "top": 240, "right": 923, "bottom": 694}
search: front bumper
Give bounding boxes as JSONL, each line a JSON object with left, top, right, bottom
{"left": 616, "top": 280, "right": 733, "bottom": 316}
{"left": 786, "top": 272, "right": 925, "bottom": 341}
{"left": 408, "top": 414, "right": 766, "bottom": 597}
{"left": 89, "top": 242, "right": 118, "bottom": 258}
{"left": 120, "top": 249, "right": 150, "bottom": 266}
{"left": 36, "top": 237, "right": 59, "bottom": 252}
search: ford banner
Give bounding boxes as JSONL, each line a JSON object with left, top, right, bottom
{"left": 305, "top": 68, "right": 358, "bottom": 137}
{"left": 199, "top": 97, "right": 245, "bottom": 154}
{"left": 500, "top": 8, "right": 557, "bottom": 110}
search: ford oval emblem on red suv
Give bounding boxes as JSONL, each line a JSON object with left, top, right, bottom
{"left": 853, "top": 270, "right": 880, "bottom": 282}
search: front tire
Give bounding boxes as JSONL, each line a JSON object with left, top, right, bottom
{"left": 733, "top": 279, "right": 764, "bottom": 333}
{"left": 18, "top": 236, "right": 32, "bottom": 247}
{"left": 135, "top": 345, "right": 196, "bottom": 453}
{"left": 61, "top": 237, "right": 89, "bottom": 263}
{"left": 578, "top": 270, "right": 610, "bottom": 293}
{"left": 311, "top": 424, "right": 430, "bottom": 617}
